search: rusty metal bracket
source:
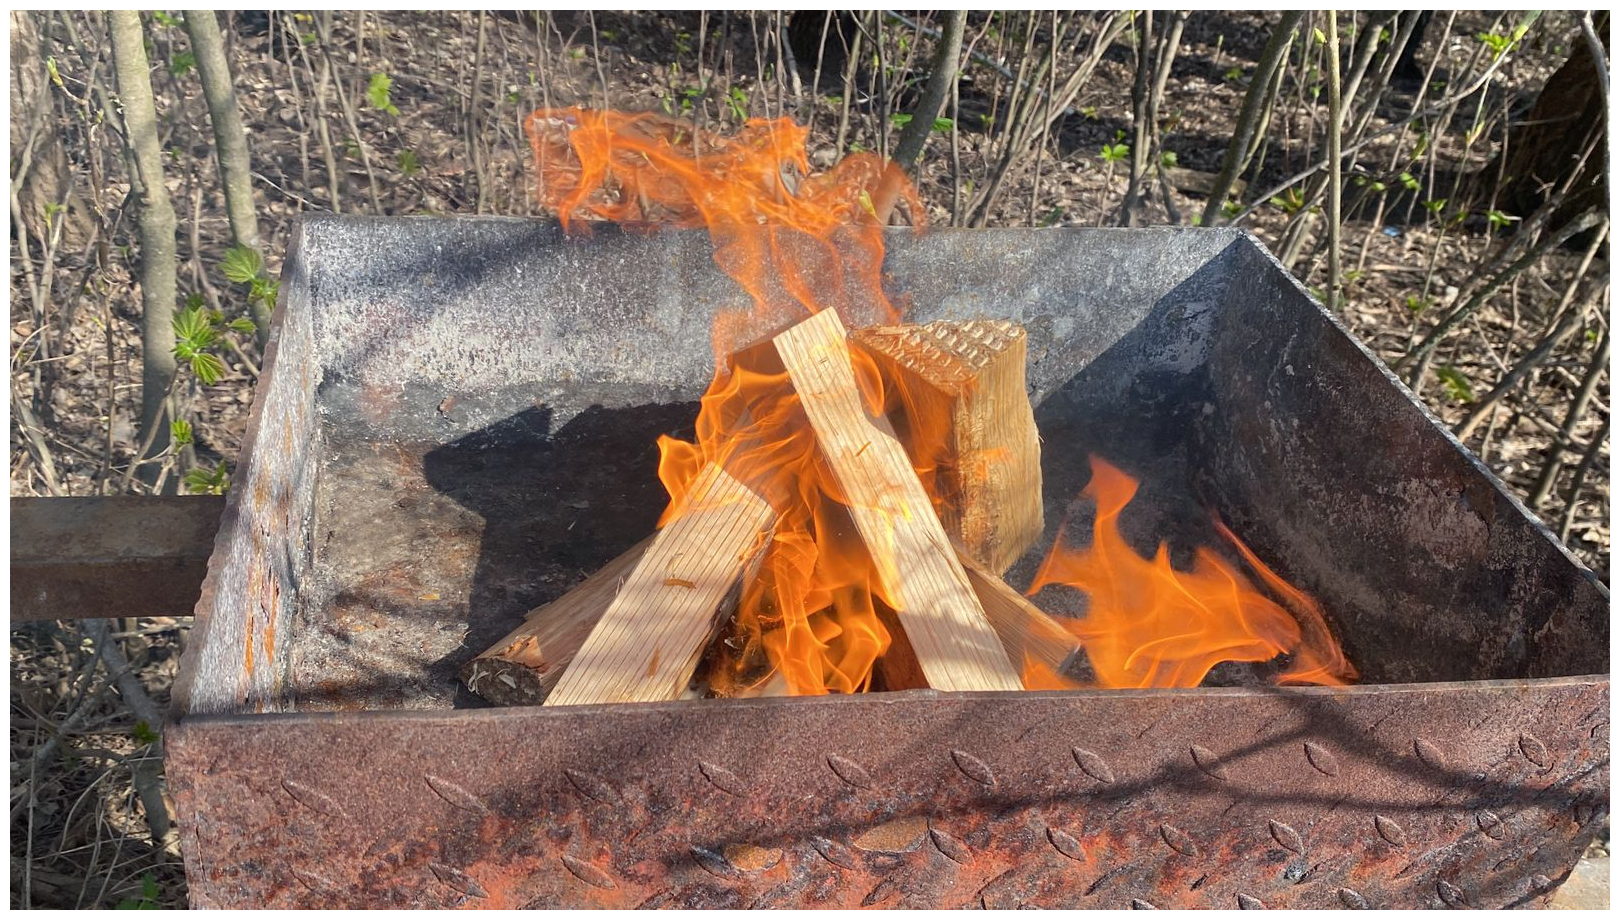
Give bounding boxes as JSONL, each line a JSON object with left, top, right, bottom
{"left": 10, "top": 495, "right": 223, "bottom": 624}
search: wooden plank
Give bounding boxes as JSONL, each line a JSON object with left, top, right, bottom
{"left": 853, "top": 319, "right": 1043, "bottom": 574}
{"left": 465, "top": 538, "right": 1075, "bottom": 703}
{"left": 544, "top": 462, "right": 775, "bottom": 706}
{"left": 10, "top": 495, "right": 224, "bottom": 624}
{"left": 955, "top": 546, "right": 1079, "bottom": 678}
{"left": 462, "top": 535, "right": 654, "bottom": 705}
{"left": 773, "top": 309, "right": 1023, "bottom": 692}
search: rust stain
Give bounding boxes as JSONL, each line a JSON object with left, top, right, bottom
{"left": 853, "top": 814, "right": 927, "bottom": 852}
{"left": 242, "top": 607, "right": 256, "bottom": 677}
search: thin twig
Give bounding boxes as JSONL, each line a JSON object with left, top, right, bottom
{"left": 1325, "top": 11, "right": 1343, "bottom": 313}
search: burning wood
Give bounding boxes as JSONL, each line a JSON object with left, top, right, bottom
{"left": 465, "top": 538, "right": 1075, "bottom": 704}
{"left": 853, "top": 319, "right": 1043, "bottom": 573}
{"left": 773, "top": 309, "right": 1022, "bottom": 691}
{"left": 956, "top": 545, "right": 1079, "bottom": 678}
{"left": 465, "top": 309, "right": 1070, "bottom": 704}
{"left": 487, "top": 106, "right": 1358, "bottom": 702}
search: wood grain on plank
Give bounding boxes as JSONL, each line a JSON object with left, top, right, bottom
{"left": 544, "top": 462, "right": 773, "bottom": 706}
{"left": 773, "top": 309, "right": 1022, "bottom": 692}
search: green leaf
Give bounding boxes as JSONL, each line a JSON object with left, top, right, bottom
{"left": 190, "top": 352, "right": 226, "bottom": 385}
{"left": 151, "top": 11, "right": 180, "bottom": 28}
{"left": 220, "top": 245, "right": 262, "bottom": 284}
{"left": 1269, "top": 187, "right": 1306, "bottom": 214}
{"left": 366, "top": 72, "right": 400, "bottom": 116}
{"left": 396, "top": 149, "right": 421, "bottom": 175}
{"left": 1160, "top": 150, "right": 1178, "bottom": 168}
{"left": 1099, "top": 142, "right": 1129, "bottom": 163}
{"left": 169, "top": 50, "right": 196, "bottom": 77}
{"left": 1405, "top": 295, "right": 1430, "bottom": 314}
{"left": 142, "top": 873, "right": 159, "bottom": 901}
{"left": 931, "top": 116, "right": 953, "bottom": 133}
{"left": 1312, "top": 27, "right": 1326, "bottom": 44}
{"left": 184, "top": 461, "right": 231, "bottom": 495}
{"left": 1436, "top": 366, "right": 1474, "bottom": 402}
{"left": 889, "top": 113, "right": 913, "bottom": 128}
{"left": 1399, "top": 171, "right": 1421, "bottom": 192}
{"left": 857, "top": 190, "right": 877, "bottom": 219}
{"left": 228, "top": 317, "right": 257, "bottom": 335}
{"left": 45, "top": 56, "right": 62, "bottom": 88}
{"left": 170, "top": 419, "right": 193, "bottom": 448}
{"left": 172, "top": 306, "right": 214, "bottom": 348}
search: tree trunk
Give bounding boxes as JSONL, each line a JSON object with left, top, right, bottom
{"left": 1478, "top": 13, "right": 1608, "bottom": 227}
{"left": 185, "top": 9, "right": 270, "bottom": 345}
{"left": 1200, "top": 11, "right": 1305, "bottom": 226}
{"left": 873, "top": 9, "right": 965, "bottom": 223}
{"left": 108, "top": 10, "right": 179, "bottom": 487}
{"left": 10, "top": 11, "right": 92, "bottom": 250}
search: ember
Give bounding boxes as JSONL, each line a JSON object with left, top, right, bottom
{"left": 506, "top": 107, "right": 1355, "bottom": 701}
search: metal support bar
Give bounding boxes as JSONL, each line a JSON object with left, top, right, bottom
{"left": 9, "top": 495, "right": 223, "bottom": 624}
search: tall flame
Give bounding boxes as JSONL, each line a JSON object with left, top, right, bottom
{"left": 1027, "top": 456, "right": 1357, "bottom": 689}
{"left": 528, "top": 109, "right": 1355, "bottom": 694}
{"left": 527, "top": 107, "right": 922, "bottom": 694}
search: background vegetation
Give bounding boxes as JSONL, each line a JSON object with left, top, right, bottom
{"left": 8, "top": 11, "right": 1609, "bottom": 907}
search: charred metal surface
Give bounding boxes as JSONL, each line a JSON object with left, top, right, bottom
{"left": 171, "top": 224, "right": 320, "bottom": 717}
{"left": 168, "top": 681, "right": 1609, "bottom": 908}
{"left": 1196, "top": 241, "right": 1610, "bottom": 684}
{"left": 10, "top": 495, "right": 222, "bottom": 623}
{"left": 294, "top": 408, "right": 687, "bottom": 710}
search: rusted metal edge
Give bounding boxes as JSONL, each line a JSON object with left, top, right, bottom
{"left": 9, "top": 495, "right": 224, "bottom": 624}
{"left": 168, "top": 217, "right": 310, "bottom": 720}
{"left": 167, "top": 678, "right": 1610, "bottom": 909}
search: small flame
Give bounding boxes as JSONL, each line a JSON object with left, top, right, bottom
{"left": 1027, "top": 457, "right": 1357, "bottom": 689}
{"left": 528, "top": 107, "right": 922, "bottom": 694}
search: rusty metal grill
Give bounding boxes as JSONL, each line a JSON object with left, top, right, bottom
{"left": 167, "top": 218, "right": 1609, "bottom": 908}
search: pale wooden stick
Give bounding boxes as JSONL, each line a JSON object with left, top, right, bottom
{"left": 853, "top": 319, "right": 1044, "bottom": 574}
{"left": 773, "top": 309, "right": 1023, "bottom": 692}
{"left": 461, "top": 535, "right": 654, "bottom": 706}
{"left": 544, "top": 463, "right": 774, "bottom": 706}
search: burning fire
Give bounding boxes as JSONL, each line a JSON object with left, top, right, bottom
{"left": 1027, "top": 457, "right": 1356, "bottom": 689}
{"left": 527, "top": 107, "right": 1354, "bottom": 694}
{"left": 529, "top": 107, "right": 920, "bottom": 694}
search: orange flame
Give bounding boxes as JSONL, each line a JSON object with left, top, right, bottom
{"left": 528, "top": 107, "right": 922, "bottom": 694}
{"left": 529, "top": 109, "right": 1354, "bottom": 695}
{"left": 1027, "top": 457, "right": 1357, "bottom": 689}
